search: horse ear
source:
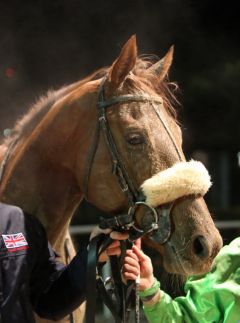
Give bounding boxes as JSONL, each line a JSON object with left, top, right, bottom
{"left": 108, "top": 35, "right": 137, "bottom": 88}
{"left": 149, "top": 45, "right": 174, "bottom": 82}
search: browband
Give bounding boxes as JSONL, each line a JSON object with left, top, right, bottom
{"left": 98, "top": 94, "right": 163, "bottom": 109}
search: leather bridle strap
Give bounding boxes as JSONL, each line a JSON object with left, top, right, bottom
{"left": 96, "top": 77, "right": 164, "bottom": 205}
{"left": 98, "top": 94, "right": 164, "bottom": 109}
{"left": 86, "top": 234, "right": 107, "bottom": 323}
{"left": 86, "top": 234, "right": 127, "bottom": 323}
{"left": 97, "top": 78, "right": 137, "bottom": 205}
{"left": 82, "top": 75, "right": 164, "bottom": 201}
{"left": 151, "top": 103, "right": 183, "bottom": 162}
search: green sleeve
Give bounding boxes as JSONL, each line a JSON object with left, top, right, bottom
{"left": 143, "top": 238, "right": 240, "bottom": 323}
{"left": 143, "top": 291, "right": 193, "bottom": 323}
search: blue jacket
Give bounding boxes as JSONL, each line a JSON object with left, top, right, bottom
{"left": 0, "top": 202, "right": 87, "bottom": 322}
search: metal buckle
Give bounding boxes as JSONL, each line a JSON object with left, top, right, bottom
{"left": 120, "top": 181, "right": 129, "bottom": 192}
{"left": 99, "top": 115, "right": 106, "bottom": 122}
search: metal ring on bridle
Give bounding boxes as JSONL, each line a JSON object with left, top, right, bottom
{"left": 128, "top": 201, "right": 159, "bottom": 233}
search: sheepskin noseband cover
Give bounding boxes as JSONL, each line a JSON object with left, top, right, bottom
{"left": 141, "top": 160, "right": 211, "bottom": 207}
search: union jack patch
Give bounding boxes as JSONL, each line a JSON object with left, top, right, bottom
{"left": 2, "top": 233, "right": 29, "bottom": 252}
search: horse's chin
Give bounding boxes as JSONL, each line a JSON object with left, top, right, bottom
{"left": 164, "top": 260, "right": 212, "bottom": 276}
{"left": 163, "top": 243, "right": 212, "bottom": 276}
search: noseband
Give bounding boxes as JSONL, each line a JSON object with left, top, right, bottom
{"left": 84, "top": 76, "right": 181, "bottom": 244}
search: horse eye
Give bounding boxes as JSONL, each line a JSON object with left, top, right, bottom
{"left": 126, "top": 133, "right": 145, "bottom": 145}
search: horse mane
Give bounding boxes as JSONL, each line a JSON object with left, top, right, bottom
{"left": 1, "top": 56, "right": 178, "bottom": 149}
{"left": 1, "top": 68, "right": 108, "bottom": 149}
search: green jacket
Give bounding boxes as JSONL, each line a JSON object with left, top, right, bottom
{"left": 141, "top": 238, "right": 240, "bottom": 323}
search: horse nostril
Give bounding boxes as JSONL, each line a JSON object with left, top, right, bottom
{"left": 192, "top": 235, "right": 209, "bottom": 259}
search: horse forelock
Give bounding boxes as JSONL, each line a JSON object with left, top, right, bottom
{"left": 127, "top": 56, "right": 180, "bottom": 121}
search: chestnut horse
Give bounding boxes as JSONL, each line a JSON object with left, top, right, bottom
{"left": 0, "top": 35, "right": 222, "bottom": 323}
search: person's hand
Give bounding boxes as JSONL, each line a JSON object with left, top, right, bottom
{"left": 89, "top": 226, "right": 129, "bottom": 263}
{"left": 122, "top": 239, "right": 155, "bottom": 291}
{"left": 89, "top": 226, "right": 112, "bottom": 240}
{"left": 98, "top": 231, "right": 129, "bottom": 262}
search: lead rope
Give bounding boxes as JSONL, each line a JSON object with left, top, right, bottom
{"left": 135, "top": 276, "right": 140, "bottom": 323}
{"left": 119, "top": 240, "right": 140, "bottom": 323}
{"left": 64, "top": 238, "right": 76, "bottom": 323}
{"left": 86, "top": 234, "right": 141, "bottom": 323}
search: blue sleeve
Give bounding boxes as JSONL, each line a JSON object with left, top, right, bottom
{"left": 34, "top": 247, "right": 88, "bottom": 320}
{"left": 29, "top": 216, "right": 87, "bottom": 320}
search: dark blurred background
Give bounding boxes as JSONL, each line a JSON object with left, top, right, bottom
{"left": 0, "top": 0, "right": 240, "bottom": 314}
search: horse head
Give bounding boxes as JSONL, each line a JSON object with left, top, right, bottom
{"left": 82, "top": 35, "right": 222, "bottom": 276}
{"left": 0, "top": 35, "right": 222, "bottom": 279}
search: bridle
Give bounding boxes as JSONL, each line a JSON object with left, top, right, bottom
{"left": 97, "top": 80, "right": 162, "bottom": 206}
{"left": 85, "top": 75, "right": 183, "bottom": 323}
{"left": 83, "top": 75, "right": 182, "bottom": 244}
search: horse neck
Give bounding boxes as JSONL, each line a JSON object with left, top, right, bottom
{"left": 0, "top": 148, "right": 6, "bottom": 173}
{"left": 0, "top": 81, "right": 99, "bottom": 244}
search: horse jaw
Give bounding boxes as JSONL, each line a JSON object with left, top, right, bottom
{"left": 144, "top": 195, "right": 222, "bottom": 276}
